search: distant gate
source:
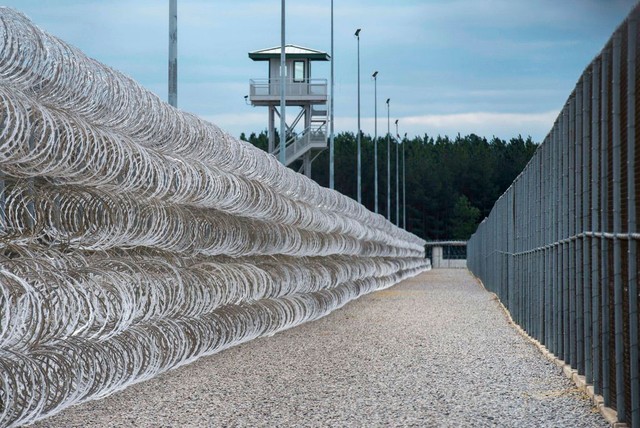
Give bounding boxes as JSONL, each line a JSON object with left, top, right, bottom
{"left": 425, "top": 241, "right": 467, "bottom": 269}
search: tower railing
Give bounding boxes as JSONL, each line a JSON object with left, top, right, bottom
{"left": 271, "top": 124, "right": 327, "bottom": 166}
{"left": 249, "top": 78, "right": 327, "bottom": 101}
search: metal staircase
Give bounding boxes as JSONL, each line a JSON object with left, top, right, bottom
{"left": 272, "top": 106, "right": 327, "bottom": 166}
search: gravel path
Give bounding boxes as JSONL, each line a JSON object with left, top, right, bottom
{"left": 32, "top": 269, "right": 606, "bottom": 427}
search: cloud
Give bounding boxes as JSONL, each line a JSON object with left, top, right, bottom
{"left": 401, "top": 111, "right": 559, "bottom": 140}
{"left": 4, "top": 0, "right": 634, "bottom": 145}
{"left": 330, "top": 110, "right": 559, "bottom": 142}
{"left": 200, "top": 112, "right": 268, "bottom": 137}
{"left": 403, "top": 111, "right": 557, "bottom": 128}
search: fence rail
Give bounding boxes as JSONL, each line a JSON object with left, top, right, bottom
{"left": 468, "top": 6, "right": 640, "bottom": 427}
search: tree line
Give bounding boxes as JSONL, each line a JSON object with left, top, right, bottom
{"left": 240, "top": 131, "right": 538, "bottom": 241}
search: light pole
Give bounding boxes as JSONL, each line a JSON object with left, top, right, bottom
{"left": 355, "top": 28, "right": 361, "bottom": 204}
{"left": 403, "top": 132, "right": 407, "bottom": 229}
{"left": 395, "top": 119, "right": 399, "bottom": 227}
{"left": 168, "top": 0, "right": 177, "bottom": 107}
{"left": 386, "top": 98, "right": 391, "bottom": 221}
{"left": 279, "top": 0, "right": 286, "bottom": 166}
{"left": 372, "top": 71, "right": 378, "bottom": 214}
{"left": 329, "top": 0, "right": 335, "bottom": 189}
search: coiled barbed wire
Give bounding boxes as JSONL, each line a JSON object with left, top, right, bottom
{"left": 0, "top": 10, "right": 422, "bottom": 250}
{"left": 1, "top": 180, "right": 424, "bottom": 258}
{"left": 0, "top": 7, "right": 430, "bottom": 427}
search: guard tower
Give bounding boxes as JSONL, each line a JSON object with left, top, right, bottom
{"left": 249, "top": 45, "right": 329, "bottom": 177}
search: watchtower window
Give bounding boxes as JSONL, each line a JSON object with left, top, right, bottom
{"left": 293, "top": 60, "right": 305, "bottom": 82}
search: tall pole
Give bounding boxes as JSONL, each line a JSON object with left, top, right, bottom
{"left": 329, "top": 0, "right": 335, "bottom": 189}
{"left": 279, "top": 0, "right": 286, "bottom": 166}
{"left": 386, "top": 98, "right": 391, "bottom": 221}
{"left": 373, "top": 71, "right": 378, "bottom": 213}
{"left": 355, "top": 29, "right": 361, "bottom": 204}
{"left": 168, "top": 0, "right": 177, "bottom": 107}
{"left": 403, "top": 132, "right": 407, "bottom": 229}
{"left": 395, "top": 119, "right": 399, "bottom": 226}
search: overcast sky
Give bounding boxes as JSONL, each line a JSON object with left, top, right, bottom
{"left": 4, "top": 0, "right": 637, "bottom": 142}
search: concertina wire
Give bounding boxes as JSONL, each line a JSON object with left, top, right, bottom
{"left": 0, "top": 8, "right": 429, "bottom": 426}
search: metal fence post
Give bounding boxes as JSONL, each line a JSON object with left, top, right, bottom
{"left": 591, "top": 58, "right": 602, "bottom": 395}
{"left": 570, "top": 88, "right": 580, "bottom": 371}
{"left": 626, "top": 15, "right": 639, "bottom": 427}
{"left": 545, "top": 138, "right": 553, "bottom": 349}
{"left": 611, "top": 31, "right": 625, "bottom": 421}
{"left": 601, "top": 46, "right": 611, "bottom": 406}
{"left": 537, "top": 152, "right": 544, "bottom": 340}
{"left": 508, "top": 190, "right": 515, "bottom": 315}
{"left": 576, "top": 81, "right": 585, "bottom": 374}
{"left": 555, "top": 121, "right": 563, "bottom": 358}
{"left": 563, "top": 104, "right": 571, "bottom": 364}
{"left": 582, "top": 71, "right": 593, "bottom": 383}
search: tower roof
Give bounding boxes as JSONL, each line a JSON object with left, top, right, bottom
{"left": 249, "top": 44, "right": 330, "bottom": 61}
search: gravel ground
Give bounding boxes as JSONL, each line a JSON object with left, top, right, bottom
{"left": 32, "top": 269, "right": 606, "bottom": 427}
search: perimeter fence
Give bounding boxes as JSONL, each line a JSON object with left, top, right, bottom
{"left": 0, "top": 9, "right": 429, "bottom": 426}
{"left": 468, "top": 6, "right": 639, "bottom": 426}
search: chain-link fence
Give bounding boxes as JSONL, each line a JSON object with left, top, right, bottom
{"left": 468, "top": 5, "right": 639, "bottom": 427}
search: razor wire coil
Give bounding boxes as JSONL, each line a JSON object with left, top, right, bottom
{"left": 0, "top": 8, "right": 429, "bottom": 426}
